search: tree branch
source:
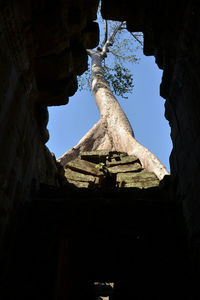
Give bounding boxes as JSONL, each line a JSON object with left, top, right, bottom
{"left": 129, "top": 32, "right": 143, "bottom": 46}
{"left": 109, "top": 49, "right": 126, "bottom": 61}
{"left": 102, "top": 20, "right": 108, "bottom": 46}
{"left": 101, "top": 22, "right": 123, "bottom": 57}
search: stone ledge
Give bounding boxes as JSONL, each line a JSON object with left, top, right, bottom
{"left": 65, "top": 168, "right": 99, "bottom": 183}
{"left": 106, "top": 154, "right": 139, "bottom": 167}
{"left": 66, "top": 158, "right": 103, "bottom": 176}
{"left": 108, "top": 162, "right": 143, "bottom": 174}
{"left": 117, "top": 171, "right": 159, "bottom": 189}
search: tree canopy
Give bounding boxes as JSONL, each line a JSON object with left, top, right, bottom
{"left": 78, "top": 11, "right": 143, "bottom": 99}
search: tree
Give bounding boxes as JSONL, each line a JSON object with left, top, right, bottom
{"left": 58, "top": 17, "right": 169, "bottom": 180}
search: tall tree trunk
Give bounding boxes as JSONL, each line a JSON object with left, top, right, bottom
{"left": 58, "top": 50, "right": 169, "bottom": 180}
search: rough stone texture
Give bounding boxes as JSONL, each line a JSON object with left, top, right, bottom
{"left": 64, "top": 157, "right": 104, "bottom": 188}
{"left": 106, "top": 154, "right": 139, "bottom": 167}
{"left": 81, "top": 150, "right": 126, "bottom": 164}
{"left": 0, "top": 0, "right": 99, "bottom": 239}
{"left": 65, "top": 168, "right": 99, "bottom": 183}
{"left": 66, "top": 158, "right": 103, "bottom": 176}
{"left": 117, "top": 171, "right": 159, "bottom": 188}
{"left": 101, "top": 0, "right": 200, "bottom": 279}
{"left": 108, "top": 162, "right": 143, "bottom": 174}
{"left": 64, "top": 151, "right": 159, "bottom": 189}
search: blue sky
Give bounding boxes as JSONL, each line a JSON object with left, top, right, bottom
{"left": 47, "top": 48, "right": 172, "bottom": 172}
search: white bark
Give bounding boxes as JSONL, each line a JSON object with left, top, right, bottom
{"left": 58, "top": 25, "right": 169, "bottom": 180}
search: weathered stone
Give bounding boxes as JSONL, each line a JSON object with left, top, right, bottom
{"left": 106, "top": 155, "right": 140, "bottom": 167}
{"left": 81, "top": 150, "right": 111, "bottom": 163}
{"left": 117, "top": 171, "right": 159, "bottom": 189}
{"left": 64, "top": 152, "right": 160, "bottom": 189}
{"left": 109, "top": 151, "right": 128, "bottom": 159}
{"left": 121, "top": 180, "right": 159, "bottom": 189}
{"left": 65, "top": 168, "right": 98, "bottom": 183}
{"left": 65, "top": 158, "right": 103, "bottom": 176}
{"left": 66, "top": 179, "right": 91, "bottom": 188}
{"left": 81, "top": 150, "right": 127, "bottom": 163}
{"left": 117, "top": 171, "right": 159, "bottom": 182}
{"left": 108, "top": 162, "right": 143, "bottom": 174}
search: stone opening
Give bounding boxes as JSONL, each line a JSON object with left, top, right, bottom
{"left": 47, "top": 50, "right": 172, "bottom": 172}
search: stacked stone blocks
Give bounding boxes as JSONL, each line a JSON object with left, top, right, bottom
{"left": 64, "top": 150, "right": 159, "bottom": 189}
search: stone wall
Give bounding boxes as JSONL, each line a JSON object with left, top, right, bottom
{"left": 102, "top": 0, "right": 200, "bottom": 272}
{"left": 64, "top": 150, "right": 159, "bottom": 189}
{"left": 0, "top": 0, "right": 99, "bottom": 239}
{"left": 162, "top": 3, "right": 200, "bottom": 269}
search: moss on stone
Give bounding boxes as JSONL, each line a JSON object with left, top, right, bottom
{"left": 66, "top": 179, "right": 91, "bottom": 188}
{"left": 121, "top": 180, "right": 159, "bottom": 189}
{"left": 117, "top": 171, "right": 158, "bottom": 181}
{"left": 81, "top": 150, "right": 111, "bottom": 163}
{"left": 108, "top": 162, "right": 143, "bottom": 174}
{"left": 65, "top": 168, "right": 98, "bottom": 183}
{"left": 66, "top": 158, "right": 103, "bottom": 176}
{"left": 106, "top": 154, "right": 139, "bottom": 167}
{"left": 64, "top": 151, "right": 160, "bottom": 189}
{"left": 117, "top": 171, "right": 159, "bottom": 188}
{"left": 81, "top": 150, "right": 128, "bottom": 164}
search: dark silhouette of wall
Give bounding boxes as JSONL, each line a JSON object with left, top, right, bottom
{"left": 102, "top": 0, "right": 200, "bottom": 276}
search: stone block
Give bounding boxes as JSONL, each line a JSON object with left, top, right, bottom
{"left": 65, "top": 158, "right": 103, "bottom": 176}
{"left": 81, "top": 150, "right": 111, "bottom": 163}
{"left": 65, "top": 168, "right": 98, "bottom": 183}
{"left": 117, "top": 171, "right": 158, "bottom": 181}
{"left": 81, "top": 150, "right": 128, "bottom": 164}
{"left": 66, "top": 179, "right": 90, "bottom": 188}
{"left": 117, "top": 171, "right": 159, "bottom": 189}
{"left": 106, "top": 155, "right": 140, "bottom": 167}
{"left": 108, "top": 163, "right": 143, "bottom": 174}
{"left": 121, "top": 180, "right": 159, "bottom": 189}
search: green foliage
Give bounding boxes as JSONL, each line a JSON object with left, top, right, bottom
{"left": 95, "top": 162, "right": 106, "bottom": 171}
{"left": 78, "top": 69, "right": 91, "bottom": 92}
{"left": 103, "top": 64, "right": 134, "bottom": 99}
{"left": 95, "top": 162, "right": 105, "bottom": 168}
